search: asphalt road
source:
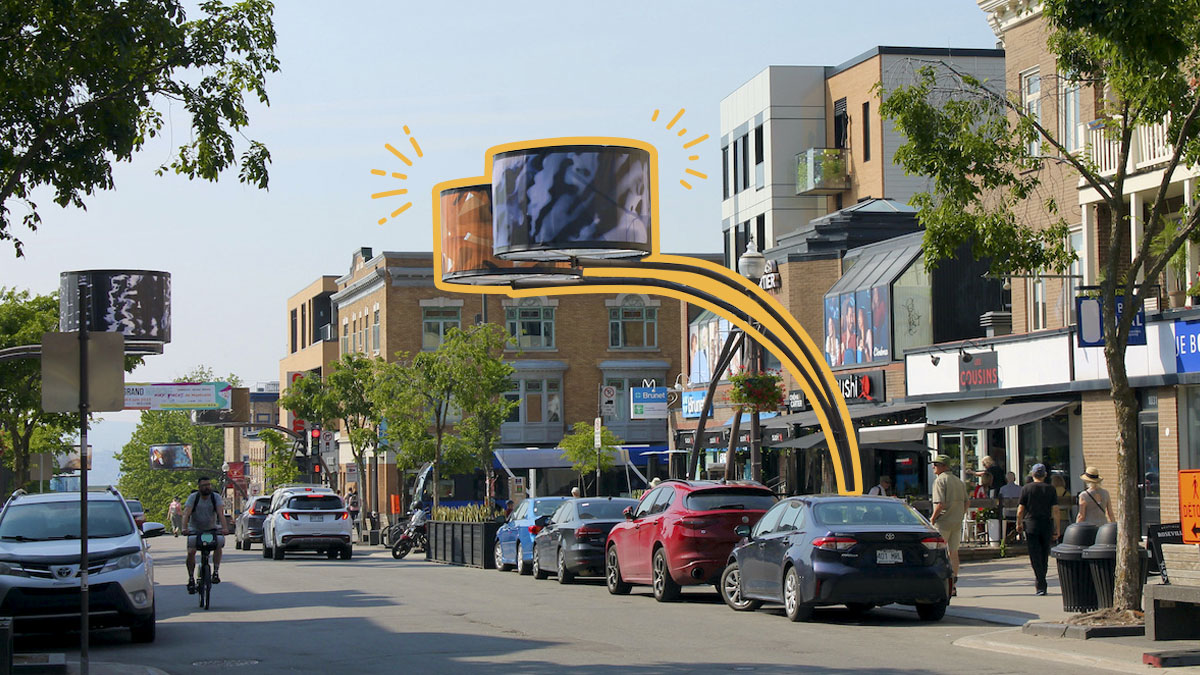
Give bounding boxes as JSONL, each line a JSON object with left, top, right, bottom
{"left": 14, "top": 535, "right": 1089, "bottom": 674}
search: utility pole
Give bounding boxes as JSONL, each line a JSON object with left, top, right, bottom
{"left": 76, "top": 277, "right": 90, "bottom": 675}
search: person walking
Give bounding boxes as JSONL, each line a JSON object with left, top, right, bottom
{"left": 929, "top": 454, "right": 968, "bottom": 594}
{"left": 346, "top": 487, "right": 361, "bottom": 539}
{"left": 1076, "top": 466, "right": 1115, "bottom": 525}
{"left": 167, "top": 496, "right": 183, "bottom": 537}
{"left": 1016, "top": 464, "right": 1060, "bottom": 595}
{"left": 867, "top": 475, "right": 893, "bottom": 496}
{"left": 972, "top": 456, "right": 1007, "bottom": 498}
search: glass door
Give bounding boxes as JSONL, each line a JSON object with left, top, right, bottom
{"left": 1138, "top": 410, "right": 1160, "bottom": 535}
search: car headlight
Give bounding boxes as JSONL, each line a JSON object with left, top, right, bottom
{"left": 0, "top": 562, "right": 28, "bottom": 577}
{"left": 101, "top": 552, "right": 144, "bottom": 572}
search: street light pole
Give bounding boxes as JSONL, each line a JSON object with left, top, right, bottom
{"left": 738, "top": 238, "right": 767, "bottom": 485}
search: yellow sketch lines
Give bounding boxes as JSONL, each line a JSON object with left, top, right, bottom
{"left": 653, "top": 108, "right": 710, "bottom": 190}
{"left": 373, "top": 125, "right": 425, "bottom": 225}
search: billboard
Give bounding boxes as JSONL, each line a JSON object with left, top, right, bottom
{"left": 149, "top": 443, "right": 193, "bottom": 470}
{"left": 59, "top": 270, "right": 171, "bottom": 342}
{"left": 824, "top": 285, "right": 891, "bottom": 366}
{"left": 124, "top": 382, "right": 233, "bottom": 411}
{"left": 687, "top": 315, "right": 744, "bottom": 384}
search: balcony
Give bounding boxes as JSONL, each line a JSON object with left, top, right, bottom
{"left": 795, "top": 148, "right": 849, "bottom": 195}
{"left": 316, "top": 323, "right": 336, "bottom": 342}
{"left": 1086, "top": 115, "right": 1173, "bottom": 176}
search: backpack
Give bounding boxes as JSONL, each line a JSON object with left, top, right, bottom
{"left": 188, "top": 490, "right": 219, "bottom": 520}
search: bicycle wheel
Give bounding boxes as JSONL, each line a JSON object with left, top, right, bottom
{"left": 199, "top": 558, "right": 210, "bottom": 610}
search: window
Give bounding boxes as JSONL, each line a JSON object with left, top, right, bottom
{"left": 651, "top": 488, "right": 675, "bottom": 514}
{"left": 373, "top": 310, "right": 381, "bottom": 352}
{"left": 506, "top": 302, "right": 555, "bottom": 349}
{"left": 300, "top": 304, "right": 307, "bottom": 349}
{"left": 341, "top": 322, "right": 349, "bottom": 354}
{"left": 722, "top": 145, "right": 730, "bottom": 199}
{"left": 609, "top": 295, "right": 657, "bottom": 348}
{"left": 777, "top": 500, "right": 806, "bottom": 531}
{"left": 1021, "top": 69, "right": 1042, "bottom": 156}
{"left": 755, "top": 214, "right": 765, "bottom": 251}
{"left": 740, "top": 133, "right": 749, "bottom": 191}
{"left": 422, "top": 307, "right": 460, "bottom": 350}
{"left": 351, "top": 318, "right": 358, "bottom": 353}
{"left": 1067, "top": 230, "right": 1084, "bottom": 325}
{"left": 1030, "top": 277, "right": 1047, "bottom": 330}
{"left": 290, "top": 310, "right": 298, "bottom": 354}
{"left": 732, "top": 137, "right": 741, "bottom": 194}
{"left": 862, "top": 101, "right": 871, "bottom": 162}
{"left": 634, "top": 488, "right": 661, "bottom": 518}
{"left": 504, "top": 378, "right": 562, "bottom": 425}
{"left": 833, "top": 98, "right": 848, "bottom": 149}
{"left": 1059, "top": 73, "right": 1082, "bottom": 154}
{"left": 754, "top": 125, "right": 764, "bottom": 189}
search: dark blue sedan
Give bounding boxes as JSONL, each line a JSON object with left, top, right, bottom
{"left": 494, "top": 497, "right": 568, "bottom": 575}
{"left": 531, "top": 497, "right": 639, "bottom": 583}
{"left": 720, "top": 495, "right": 951, "bottom": 622}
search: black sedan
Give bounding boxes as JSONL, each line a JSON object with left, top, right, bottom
{"left": 719, "top": 495, "right": 951, "bottom": 622}
{"left": 531, "top": 497, "right": 639, "bottom": 584}
{"left": 235, "top": 495, "right": 272, "bottom": 550}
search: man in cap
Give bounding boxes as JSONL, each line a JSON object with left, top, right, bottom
{"left": 1016, "top": 463, "right": 1060, "bottom": 595}
{"left": 929, "top": 454, "right": 968, "bottom": 591}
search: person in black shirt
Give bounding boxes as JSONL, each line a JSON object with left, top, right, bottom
{"left": 1016, "top": 464, "right": 1061, "bottom": 595}
{"left": 973, "top": 456, "right": 1007, "bottom": 498}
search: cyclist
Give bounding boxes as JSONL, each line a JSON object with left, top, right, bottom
{"left": 182, "top": 476, "right": 231, "bottom": 594}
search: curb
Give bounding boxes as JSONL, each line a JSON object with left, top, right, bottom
{"left": 954, "top": 630, "right": 1150, "bottom": 674}
{"left": 1024, "top": 621, "right": 1146, "bottom": 640}
{"left": 884, "top": 603, "right": 1031, "bottom": 627}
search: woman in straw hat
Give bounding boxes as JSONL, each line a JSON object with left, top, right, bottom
{"left": 1076, "top": 466, "right": 1115, "bottom": 526}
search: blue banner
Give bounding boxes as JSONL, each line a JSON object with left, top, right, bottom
{"left": 681, "top": 391, "right": 712, "bottom": 419}
{"left": 1176, "top": 320, "right": 1200, "bottom": 373}
{"left": 1076, "top": 296, "right": 1146, "bottom": 347}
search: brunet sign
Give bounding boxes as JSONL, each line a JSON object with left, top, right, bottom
{"left": 959, "top": 351, "right": 999, "bottom": 392}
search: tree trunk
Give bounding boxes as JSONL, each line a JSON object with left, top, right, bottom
{"left": 724, "top": 412, "right": 741, "bottom": 481}
{"left": 1104, "top": 339, "right": 1143, "bottom": 611}
{"left": 355, "top": 454, "right": 368, "bottom": 537}
{"left": 433, "top": 428, "right": 443, "bottom": 512}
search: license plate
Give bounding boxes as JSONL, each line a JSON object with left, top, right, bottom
{"left": 309, "top": 515, "right": 324, "bottom": 522}
{"left": 876, "top": 549, "right": 903, "bottom": 564}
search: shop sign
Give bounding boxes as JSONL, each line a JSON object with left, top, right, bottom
{"left": 958, "top": 351, "right": 999, "bottom": 392}
{"left": 766, "top": 427, "right": 793, "bottom": 445}
{"left": 787, "top": 389, "right": 809, "bottom": 412}
{"left": 677, "top": 431, "right": 695, "bottom": 449}
{"left": 631, "top": 387, "right": 669, "bottom": 420}
{"left": 681, "top": 391, "right": 713, "bottom": 419}
{"left": 759, "top": 260, "right": 782, "bottom": 292}
{"left": 1076, "top": 295, "right": 1146, "bottom": 347}
{"left": 1175, "top": 320, "right": 1200, "bottom": 373}
{"left": 835, "top": 370, "right": 885, "bottom": 404}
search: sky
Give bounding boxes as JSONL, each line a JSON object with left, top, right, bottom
{"left": 3, "top": 1, "right": 998, "bottom": 483}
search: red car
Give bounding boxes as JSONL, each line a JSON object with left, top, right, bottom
{"left": 605, "top": 480, "right": 776, "bottom": 602}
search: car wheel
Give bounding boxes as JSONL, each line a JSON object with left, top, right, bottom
{"left": 720, "top": 561, "right": 762, "bottom": 611}
{"left": 272, "top": 540, "right": 284, "bottom": 560}
{"left": 494, "top": 541, "right": 512, "bottom": 571}
{"left": 784, "top": 567, "right": 813, "bottom": 622}
{"left": 130, "top": 604, "right": 156, "bottom": 643}
{"left": 532, "top": 547, "right": 549, "bottom": 580}
{"left": 606, "top": 546, "right": 632, "bottom": 595}
{"left": 556, "top": 548, "right": 575, "bottom": 585}
{"left": 340, "top": 546, "right": 353, "bottom": 560}
{"left": 326, "top": 549, "right": 338, "bottom": 560}
{"left": 845, "top": 602, "right": 873, "bottom": 617}
{"left": 262, "top": 543, "right": 271, "bottom": 559}
{"left": 516, "top": 543, "right": 531, "bottom": 576}
{"left": 652, "top": 548, "right": 681, "bottom": 603}
{"left": 916, "top": 601, "right": 947, "bottom": 621}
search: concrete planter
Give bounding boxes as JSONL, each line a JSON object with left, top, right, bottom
{"left": 426, "top": 520, "right": 501, "bottom": 569}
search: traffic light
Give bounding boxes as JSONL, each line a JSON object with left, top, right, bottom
{"left": 310, "top": 423, "right": 322, "bottom": 444}
{"left": 312, "top": 457, "right": 322, "bottom": 475}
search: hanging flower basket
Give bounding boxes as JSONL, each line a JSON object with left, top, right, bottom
{"left": 728, "top": 369, "right": 785, "bottom": 413}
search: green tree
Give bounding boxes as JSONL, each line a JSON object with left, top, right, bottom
{"left": 0, "top": 0, "right": 279, "bottom": 257}
{"left": 879, "top": 0, "right": 1200, "bottom": 610}
{"left": 258, "top": 429, "right": 298, "bottom": 490}
{"left": 559, "top": 421, "right": 623, "bottom": 497}
{"left": 450, "top": 324, "right": 515, "bottom": 507}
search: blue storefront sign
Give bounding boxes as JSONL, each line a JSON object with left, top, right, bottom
{"left": 1176, "top": 320, "right": 1200, "bottom": 373}
{"left": 1076, "top": 296, "right": 1146, "bottom": 347}
{"left": 681, "top": 390, "right": 712, "bottom": 419}
{"left": 631, "top": 387, "right": 669, "bottom": 420}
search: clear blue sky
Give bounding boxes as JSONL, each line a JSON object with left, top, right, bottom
{"left": 5, "top": 1, "right": 997, "bottom": 481}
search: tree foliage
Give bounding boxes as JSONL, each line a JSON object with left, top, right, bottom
{"left": 258, "top": 428, "right": 298, "bottom": 491}
{"left": 559, "top": 421, "right": 623, "bottom": 496}
{"left": 879, "top": 0, "right": 1200, "bottom": 611}
{"left": 0, "top": 0, "right": 279, "bottom": 256}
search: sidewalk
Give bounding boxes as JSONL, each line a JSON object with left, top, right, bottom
{"left": 905, "top": 556, "right": 1200, "bottom": 672}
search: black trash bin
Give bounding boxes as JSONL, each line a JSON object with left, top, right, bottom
{"left": 1051, "top": 523, "right": 1098, "bottom": 612}
{"left": 1082, "top": 522, "right": 1150, "bottom": 609}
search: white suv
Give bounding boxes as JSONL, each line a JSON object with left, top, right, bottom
{"left": 262, "top": 485, "right": 353, "bottom": 560}
{"left": 0, "top": 487, "right": 165, "bottom": 641}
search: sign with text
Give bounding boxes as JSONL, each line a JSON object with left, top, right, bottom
{"left": 630, "top": 387, "right": 668, "bottom": 420}
{"left": 835, "top": 370, "right": 885, "bottom": 404}
{"left": 1076, "top": 295, "right": 1146, "bottom": 347}
{"left": 787, "top": 389, "right": 809, "bottom": 412}
{"left": 1182, "top": 470, "right": 1200, "bottom": 544}
{"left": 286, "top": 371, "right": 307, "bottom": 434}
{"left": 681, "top": 391, "right": 712, "bottom": 419}
{"left": 1175, "top": 320, "right": 1200, "bottom": 373}
{"left": 149, "top": 443, "right": 193, "bottom": 470}
{"left": 125, "top": 382, "right": 232, "bottom": 411}
{"left": 958, "top": 351, "right": 999, "bottom": 392}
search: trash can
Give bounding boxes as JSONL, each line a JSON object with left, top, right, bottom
{"left": 1082, "top": 522, "right": 1150, "bottom": 609}
{"left": 1051, "top": 523, "right": 1098, "bottom": 612}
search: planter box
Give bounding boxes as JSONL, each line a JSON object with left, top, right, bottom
{"left": 426, "top": 520, "right": 501, "bottom": 569}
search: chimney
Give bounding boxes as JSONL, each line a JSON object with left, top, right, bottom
{"left": 980, "top": 311, "right": 1012, "bottom": 338}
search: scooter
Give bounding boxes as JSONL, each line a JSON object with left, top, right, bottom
{"left": 391, "top": 508, "right": 428, "bottom": 559}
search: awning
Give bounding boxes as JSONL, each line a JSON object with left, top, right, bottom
{"left": 493, "top": 446, "right": 654, "bottom": 472}
{"left": 764, "top": 402, "right": 925, "bottom": 430}
{"left": 941, "top": 400, "right": 1072, "bottom": 430}
{"left": 858, "top": 423, "right": 927, "bottom": 444}
{"left": 722, "top": 411, "right": 778, "bottom": 427}
{"left": 771, "top": 434, "right": 932, "bottom": 454}
{"left": 773, "top": 434, "right": 829, "bottom": 450}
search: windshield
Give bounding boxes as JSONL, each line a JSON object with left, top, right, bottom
{"left": 286, "top": 496, "right": 343, "bottom": 511}
{"left": 813, "top": 500, "right": 927, "bottom": 527}
{"left": 0, "top": 500, "right": 135, "bottom": 540}
{"left": 125, "top": 500, "right": 143, "bottom": 513}
{"left": 575, "top": 501, "right": 635, "bottom": 520}
{"left": 532, "top": 500, "right": 565, "bottom": 517}
{"left": 252, "top": 498, "right": 271, "bottom": 511}
{"left": 685, "top": 488, "right": 776, "bottom": 512}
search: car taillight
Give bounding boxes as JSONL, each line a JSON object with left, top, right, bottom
{"left": 338, "top": 512, "right": 350, "bottom": 520}
{"left": 678, "top": 518, "right": 714, "bottom": 529}
{"left": 529, "top": 526, "right": 541, "bottom": 535}
{"left": 280, "top": 512, "right": 296, "bottom": 520}
{"left": 921, "top": 536, "right": 947, "bottom": 551}
{"left": 248, "top": 508, "right": 257, "bottom": 515}
{"left": 575, "top": 525, "right": 602, "bottom": 537}
{"left": 812, "top": 536, "right": 856, "bottom": 551}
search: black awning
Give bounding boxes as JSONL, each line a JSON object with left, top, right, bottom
{"left": 764, "top": 402, "right": 925, "bottom": 430}
{"left": 942, "top": 400, "right": 1072, "bottom": 430}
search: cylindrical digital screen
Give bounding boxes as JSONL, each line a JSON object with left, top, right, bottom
{"left": 441, "top": 185, "right": 575, "bottom": 285}
{"left": 59, "top": 270, "right": 172, "bottom": 342}
{"left": 492, "top": 145, "right": 652, "bottom": 261}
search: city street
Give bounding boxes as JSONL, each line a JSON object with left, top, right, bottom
{"left": 14, "top": 536, "right": 1084, "bottom": 674}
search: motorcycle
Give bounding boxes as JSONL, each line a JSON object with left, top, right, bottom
{"left": 391, "top": 508, "right": 428, "bottom": 559}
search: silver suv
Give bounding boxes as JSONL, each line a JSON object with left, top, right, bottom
{"left": 0, "top": 487, "right": 165, "bottom": 641}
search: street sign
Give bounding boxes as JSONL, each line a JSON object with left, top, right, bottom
{"left": 41, "top": 332, "right": 126, "bottom": 413}
{"left": 124, "top": 381, "right": 233, "bottom": 411}
{"left": 321, "top": 431, "right": 336, "bottom": 455}
{"left": 630, "top": 387, "right": 669, "bottom": 420}
{"left": 600, "top": 385, "right": 617, "bottom": 416}
{"left": 1181, "top": 469, "right": 1200, "bottom": 544}
{"left": 594, "top": 417, "right": 602, "bottom": 449}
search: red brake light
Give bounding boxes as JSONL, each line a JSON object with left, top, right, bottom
{"left": 812, "top": 536, "right": 856, "bottom": 551}
{"left": 575, "top": 525, "right": 602, "bottom": 537}
{"left": 280, "top": 512, "right": 295, "bottom": 520}
{"left": 528, "top": 525, "right": 541, "bottom": 535}
{"left": 679, "top": 518, "right": 713, "bottom": 529}
{"left": 921, "top": 536, "right": 947, "bottom": 551}
{"left": 339, "top": 512, "right": 349, "bottom": 520}
{"left": 248, "top": 507, "right": 257, "bottom": 515}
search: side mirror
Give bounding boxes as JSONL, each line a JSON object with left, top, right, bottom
{"left": 735, "top": 525, "right": 752, "bottom": 539}
{"left": 623, "top": 506, "right": 635, "bottom": 520}
{"left": 142, "top": 522, "right": 167, "bottom": 539}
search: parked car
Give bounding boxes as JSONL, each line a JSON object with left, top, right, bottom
{"left": 125, "top": 499, "right": 145, "bottom": 529}
{"left": 494, "top": 497, "right": 568, "bottom": 575}
{"left": 531, "top": 497, "right": 639, "bottom": 583}
{"left": 262, "top": 485, "right": 352, "bottom": 560}
{"left": 234, "top": 495, "right": 272, "bottom": 550}
{"left": 605, "top": 480, "right": 776, "bottom": 602}
{"left": 0, "top": 487, "right": 165, "bottom": 641}
{"left": 718, "top": 495, "right": 951, "bottom": 622}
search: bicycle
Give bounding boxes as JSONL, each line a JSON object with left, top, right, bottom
{"left": 195, "top": 531, "right": 219, "bottom": 610}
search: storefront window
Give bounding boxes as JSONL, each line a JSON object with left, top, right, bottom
{"left": 1018, "top": 412, "right": 1070, "bottom": 483}
{"left": 938, "top": 431, "right": 980, "bottom": 486}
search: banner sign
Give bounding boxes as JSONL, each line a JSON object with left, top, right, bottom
{"left": 681, "top": 391, "right": 713, "bottom": 419}
{"left": 125, "top": 382, "right": 232, "bottom": 411}
{"left": 824, "top": 285, "right": 891, "bottom": 366}
{"left": 149, "top": 443, "right": 193, "bottom": 469}
{"left": 1175, "top": 320, "right": 1200, "bottom": 373}
{"left": 1076, "top": 295, "right": 1146, "bottom": 347}
{"left": 958, "top": 351, "right": 999, "bottom": 392}
{"left": 631, "top": 387, "right": 669, "bottom": 420}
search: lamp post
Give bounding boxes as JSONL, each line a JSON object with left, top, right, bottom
{"left": 738, "top": 238, "right": 768, "bottom": 484}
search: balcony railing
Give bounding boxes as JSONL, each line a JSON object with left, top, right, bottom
{"left": 1086, "top": 115, "right": 1174, "bottom": 176}
{"left": 316, "top": 323, "right": 335, "bottom": 342}
{"left": 795, "top": 148, "right": 849, "bottom": 195}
